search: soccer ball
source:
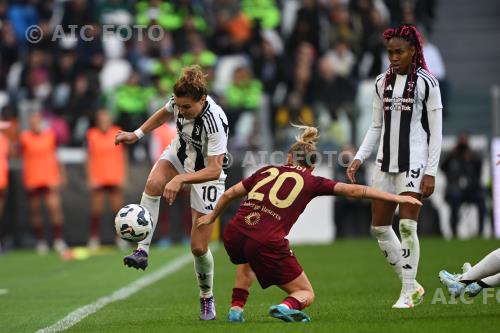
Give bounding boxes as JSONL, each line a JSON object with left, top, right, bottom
{"left": 114, "top": 204, "right": 153, "bottom": 242}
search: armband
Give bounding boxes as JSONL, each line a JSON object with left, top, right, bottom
{"left": 134, "top": 128, "right": 145, "bottom": 139}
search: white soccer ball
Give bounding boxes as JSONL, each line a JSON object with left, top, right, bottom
{"left": 114, "top": 204, "right": 153, "bottom": 242}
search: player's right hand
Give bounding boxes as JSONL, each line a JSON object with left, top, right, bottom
{"left": 196, "top": 214, "right": 215, "bottom": 228}
{"left": 115, "top": 130, "right": 139, "bottom": 145}
{"left": 346, "top": 159, "right": 362, "bottom": 183}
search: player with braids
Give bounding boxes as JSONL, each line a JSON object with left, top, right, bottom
{"left": 381, "top": 24, "right": 429, "bottom": 95}
{"left": 116, "top": 65, "right": 230, "bottom": 320}
{"left": 197, "top": 125, "right": 422, "bottom": 322}
{"left": 348, "top": 24, "right": 443, "bottom": 308}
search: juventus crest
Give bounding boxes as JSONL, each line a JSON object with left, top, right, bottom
{"left": 407, "top": 81, "right": 415, "bottom": 92}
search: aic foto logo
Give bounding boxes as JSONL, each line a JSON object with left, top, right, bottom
{"left": 431, "top": 288, "right": 500, "bottom": 305}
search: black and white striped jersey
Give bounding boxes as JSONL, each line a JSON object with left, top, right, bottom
{"left": 165, "top": 95, "right": 229, "bottom": 175}
{"left": 355, "top": 67, "right": 443, "bottom": 175}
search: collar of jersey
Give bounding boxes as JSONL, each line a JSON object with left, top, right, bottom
{"left": 196, "top": 101, "right": 210, "bottom": 119}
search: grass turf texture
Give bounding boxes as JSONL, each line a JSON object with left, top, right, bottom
{"left": 0, "top": 238, "right": 499, "bottom": 333}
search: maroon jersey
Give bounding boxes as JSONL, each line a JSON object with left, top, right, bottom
{"left": 230, "top": 164, "right": 338, "bottom": 243}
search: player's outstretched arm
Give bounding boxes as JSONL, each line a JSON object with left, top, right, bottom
{"left": 333, "top": 183, "right": 422, "bottom": 206}
{"left": 196, "top": 182, "right": 247, "bottom": 228}
{"left": 114, "top": 106, "right": 171, "bottom": 145}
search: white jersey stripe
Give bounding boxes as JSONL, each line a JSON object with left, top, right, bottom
{"left": 203, "top": 114, "right": 214, "bottom": 134}
{"left": 164, "top": 95, "right": 228, "bottom": 174}
{"left": 207, "top": 111, "right": 219, "bottom": 132}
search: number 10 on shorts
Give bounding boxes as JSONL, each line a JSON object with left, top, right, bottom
{"left": 202, "top": 186, "right": 217, "bottom": 203}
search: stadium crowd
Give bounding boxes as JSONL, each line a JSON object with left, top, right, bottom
{"left": 0, "top": 0, "right": 441, "bottom": 152}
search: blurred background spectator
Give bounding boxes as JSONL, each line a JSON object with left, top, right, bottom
{"left": 0, "top": 120, "right": 10, "bottom": 253}
{"left": 86, "top": 108, "right": 127, "bottom": 250}
{"left": 20, "top": 111, "right": 66, "bottom": 254}
{"left": 441, "top": 133, "right": 488, "bottom": 238}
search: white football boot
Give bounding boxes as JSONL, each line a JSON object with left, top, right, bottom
{"left": 392, "top": 281, "right": 425, "bottom": 309}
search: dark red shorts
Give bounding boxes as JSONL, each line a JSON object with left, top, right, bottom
{"left": 26, "top": 186, "right": 51, "bottom": 198}
{"left": 94, "top": 185, "right": 120, "bottom": 192}
{"left": 223, "top": 223, "right": 303, "bottom": 289}
{"left": 0, "top": 189, "right": 5, "bottom": 199}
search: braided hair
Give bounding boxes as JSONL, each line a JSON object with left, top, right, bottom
{"left": 382, "top": 24, "right": 428, "bottom": 93}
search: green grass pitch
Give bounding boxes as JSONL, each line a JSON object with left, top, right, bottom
{"left": 1, "top": 238, "right": 499, "bottom": 333}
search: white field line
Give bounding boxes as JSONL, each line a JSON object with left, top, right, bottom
{"left": 36, "top": 252, "right": 193, "bottom": 333}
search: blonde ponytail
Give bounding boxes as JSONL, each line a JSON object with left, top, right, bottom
{"left": 289, "top": 124, "right": 320, "bottom": 168}
{"left": 292, "top": 124, "right": 319, "bottom": 146}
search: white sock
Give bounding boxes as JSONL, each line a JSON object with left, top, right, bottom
{"left": 371, "top": 225, "right": 402, "bottom": 280}
{"left": 481, "top": 273, "right": 500, "bottom": 287}
{"left": 462, "top": 249, "right": 500, "bottom": 281}
{"left": 194, "top": 248, "right": 214, "bottom": 298}
{"left": 399, "top": 219, "right": 419, "bottom": 293}
{"left": 137, "top": 192, "right": 160, "bottom": 254}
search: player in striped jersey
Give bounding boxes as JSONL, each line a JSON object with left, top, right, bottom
{"left": 347, "top": 24, "right": 443, "bottom": 308}
{"left": 115, "top": 65, "right": 229, "bottom": 320}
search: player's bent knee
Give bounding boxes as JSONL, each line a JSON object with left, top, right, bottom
{"left": 308, "top": 290, "right": 315, "bottom": 305}
{"left": 370, "top": 225, "right": 390, "bottom": 238}
{"left": 144, "top": 177, "right": 164, "bottom": 196}
{"left": 191, "top": 247, "right": 208, "bottom": 257}
{"left": 302, "top": 290, "right": 315, "bottom": 307}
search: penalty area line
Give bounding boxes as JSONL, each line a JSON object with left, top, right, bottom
{"left": 36, "top": 252, "right": 193, "bottom": 333}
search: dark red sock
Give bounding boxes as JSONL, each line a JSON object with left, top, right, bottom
{"left": 281, "top": 296, "right": 303, "bottom": 310}
{"left": 53, "top": 224, "right": 63, "bottom": 239}
{"left": 231, "top": 288, "right": 249, "bottom": 308}
{"left": 90, "top": 214, "right": 100, "bottom": 238}
{"left": 33, "top": 225, "right": 43, "bottom": 240}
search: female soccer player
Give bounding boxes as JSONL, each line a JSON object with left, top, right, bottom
{"left": 196, "top": 125, "right": 422, "bottom": 322}
{"left": 439, "top": 249, "right": 500, "bottom": 298}
{"left": 115, "top": 65, "right": 229, "bottom": 320}
{"left": 347, "top": 24, "right": 443, "bottom": 308}
{"left": 20, "top": 112, "right": 67, "bottom": 254}
{"left": 86, "top": 108, "right": 126, "bottom": 249}
{"left": 0, "top": 121, "right": 10, "bottom": 252}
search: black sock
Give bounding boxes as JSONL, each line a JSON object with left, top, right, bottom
{"left": 477, "top": 280, "right": 491, "bottom": 288}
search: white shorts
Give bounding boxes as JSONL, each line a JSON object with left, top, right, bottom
{"left": 160, "top": 146, "right": 225, "bottom": 214}
{"left": 372, "top": 165, "right": 425, "bottom": 195}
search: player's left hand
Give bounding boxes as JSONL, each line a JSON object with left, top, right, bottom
{"left": 397, "top": 195, "right": 422, "bottom": 206}
{"left": 196, "top": 214, "right": 215, "bottom": 228}
{"left": 420, "top": 175, "right": 435, "bottom": 198}
{"left": 163, "top": 177, "right": 183, "bottom": 205}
